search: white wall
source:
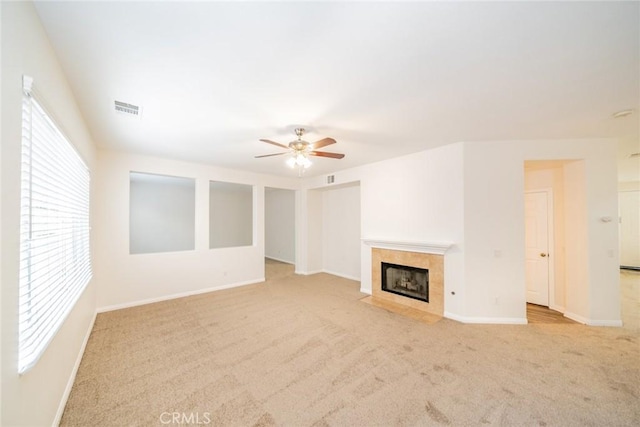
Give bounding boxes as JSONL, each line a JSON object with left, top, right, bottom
{"left": 303, "top": 189, "right": 325, "bottom": 274}
{"left": 295, "top": 182, "right": 363, "bottom": 281}
{"left": 563, "top": 160, "right": 590, "bottom": 321}
{"left": 583, "top": 148, "right": 623, "bottom": 325}
{"left": 1, "top": 2, "right": 98, "bottom": 425}
{"left": 265, "top": 188, "right": 295, "bottom": 264}
{"left": 209, "top": 182, "right": 253, "bottom": 249}
{"left": 303, "top": 143, "right": 465, "bottom": 316}
{"left": 301, "top": 138, "right": 619, "bottom": 325}
{"left": 322, "top": 183, "right": 362, "bottom": 281}
{"left": 94, "top": 150, "right": 298, "bottom": 310}
{"left": 462, "top": 139, "right": 619, "bottom": 325}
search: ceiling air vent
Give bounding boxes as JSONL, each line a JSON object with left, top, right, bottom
{"left": 114, "top": 100, "right": 141, "bottom": 117}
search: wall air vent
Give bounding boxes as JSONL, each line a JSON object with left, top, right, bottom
{"left": 327, "top": 175, "right": 335, "bottom": 184}
{"left": 114, "top": 100, "right": 141, "bottom": 117}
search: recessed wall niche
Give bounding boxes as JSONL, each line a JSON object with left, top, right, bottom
{"left": 209, "top": 181, "right": 254, "bottom": 249}
{"left": 129, "top": 172, "right": 196, "bottom": 254}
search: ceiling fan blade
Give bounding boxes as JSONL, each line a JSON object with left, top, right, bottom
{"left": 309, "top": 151, "right": 345, "bottom": 159}
{"left": 259, "top": 139, "right": 289, "bottom": 149}
{"left": 311, "top": 137, "right": 336, "bottom": 150}
{"left": 255, "top": 152, "right": 287, "bottom": 158}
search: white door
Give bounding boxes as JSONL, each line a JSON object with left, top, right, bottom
{"left": 619, "top": 191, "right": 640, "bottom": 268}
{"left": 525, "top": 191, "right": 550, "bottom": 306}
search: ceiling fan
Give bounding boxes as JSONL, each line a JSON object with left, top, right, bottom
{"left": 255, "top": 128, "right": 345, "bottom": 172}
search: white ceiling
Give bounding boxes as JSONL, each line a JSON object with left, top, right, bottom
{"left": 33, "top": 1, "right": 639, "bottom": 180}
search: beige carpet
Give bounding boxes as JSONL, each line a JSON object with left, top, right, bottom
{"left": 62, "top": 260, "right": 639, "bottom": 426}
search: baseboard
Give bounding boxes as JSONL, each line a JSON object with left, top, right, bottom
{"left": 265, "top": 256, "right": 294, "bottom": 265}
{"left": 360, "top": 286, "right": 372, "bottom": 295}
{"left": 444, "top": 311, "right": 528, "bottom": 325}
{"left": 294, "top": 269, "right": 361, "bottom": 282}
{"left": 53, "top": 310, "right": 97, "bottom": 427}
{"left": 322, "top": 269, "right": 361, "bottom": 282}
{"left": 563, "top": 311, "right": 623, "bottom": 327}
{"left": 563, "top": 311, "right": 588, "bottom": 324}
{"left": 295, "top": 270, "right": 323, "bottom": 276}
{"left": 97, "top": 278, "right": 265, "bottom": 313}
{"left": 587, "top": 319, "right": 623, "bottom": 327}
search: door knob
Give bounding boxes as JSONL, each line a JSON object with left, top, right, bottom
{"left": 540, "top": 253, "right": 547, "bottom": 257}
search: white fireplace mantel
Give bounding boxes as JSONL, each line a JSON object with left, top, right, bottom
{"left": 362, "top": 238, "right": 453, "bottom": 255}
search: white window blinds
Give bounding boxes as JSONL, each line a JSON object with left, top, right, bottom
{"left": 18, "top": 78, "right": 92, "bottom": 374}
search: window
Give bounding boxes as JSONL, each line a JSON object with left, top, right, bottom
{"left": 18, "top": 78, "right": 91, "bottom": 373}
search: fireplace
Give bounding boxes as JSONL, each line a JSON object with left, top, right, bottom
{"left": 365, "top": 244, "right": 446, "bottom": 318}
{"left": 381, "top": 262, "right": 429, "bottom": 302}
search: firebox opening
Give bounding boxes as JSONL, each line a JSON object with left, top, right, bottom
{"left": 381, "top": 262, "right": 429, "bottom": 303}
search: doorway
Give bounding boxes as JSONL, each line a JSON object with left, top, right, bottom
{"left": 619, "top": 190, "right": 640, "bottom": 269}
{"left": 524, "top": 160, "right": 591, "bottom": 323}
{"left": 523, "top": 160, "right": 580, "bottom": 321}
{"left": 264, "top": 187, "right": 296, "bottom": 279}
{"left": 300, "top": 181, "right": 361, "bottom": 280}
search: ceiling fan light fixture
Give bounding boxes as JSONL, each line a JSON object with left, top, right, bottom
{"left": 257, "top": 127, "right": 341, "bottom": 175}
{"left": 287, "top": 153, "right": 312, "bottom": 169}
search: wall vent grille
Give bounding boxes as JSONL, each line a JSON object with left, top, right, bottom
{"left": 114, "top": 100, "right": 141, "bottom": 117}
{"left": 327, "top": 175, "right": 335, "bottom": 184}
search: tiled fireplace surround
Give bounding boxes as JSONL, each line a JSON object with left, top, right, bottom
{"left": 364, "top": 239, "right": 450, "bottom": 317}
